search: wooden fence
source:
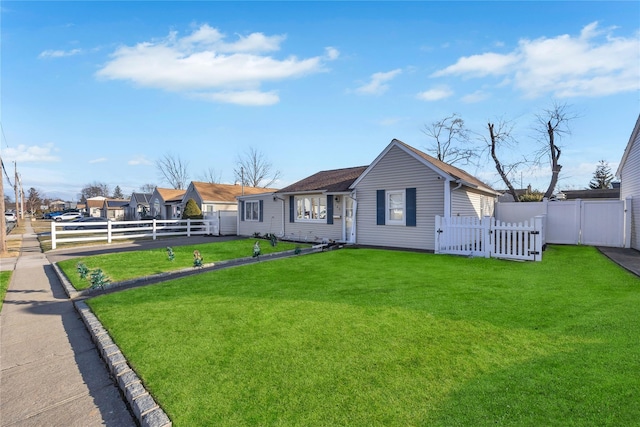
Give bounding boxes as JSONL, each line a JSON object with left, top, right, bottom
{"left": 435, "top": 215, "right": 545, "bottom": 262}
{"left": 51, "top": 218, "right": 216, "bottom": 250}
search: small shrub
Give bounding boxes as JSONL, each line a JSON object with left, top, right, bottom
{"left": 76, "top": 262, "right": 90, "bottom": 280}
{"left": 166, "top": 247, "right": 175, "bottom": 261}
{"left": 182, "top": 198, "right": 203, "bottom": 219}
{"left": 89, "top": 269, "right": 110, "bottom": 290}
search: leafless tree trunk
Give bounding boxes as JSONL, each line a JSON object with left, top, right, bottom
{"left": 234, "top": 147, "right": 281, "bottom": 188}
{"left": 156, "top": 153, "right": 190, "bottom": 190}
{"left": 423, "top": 113, "right": 477, "bottom": 166}
{"left": 488, "top": 121, "right": 520, "bottom": 202}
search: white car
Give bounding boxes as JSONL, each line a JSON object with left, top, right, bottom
{"left": 4, "top": 212, "right": 17, "bottom": 222}
{"left": 55, "top": 212, "right": 83, "bottom": 222}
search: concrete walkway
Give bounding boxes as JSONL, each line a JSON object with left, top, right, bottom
{"left": 0, "top": 222, "right": 136, "bottom": 427}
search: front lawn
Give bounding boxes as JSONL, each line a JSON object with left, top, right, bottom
{"left": 58, "top": 238, "right": 306, "bottom": 290}
{"left": 0, "top": 271, "right": 12, "bottom": 311}
{"left": 88, "top": 245, "right": 640, "bottom": 426}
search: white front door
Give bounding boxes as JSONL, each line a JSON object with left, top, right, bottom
{"left": 344, "top": 196, "right": 355, "bottom": 243}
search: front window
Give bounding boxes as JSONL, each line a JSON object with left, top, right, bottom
{"left": 295, "top": 195, "right": 326, "bottom": 221}
{"left": 245, "top": 201, "right": 260, "bottom": 221}
{"left": 387, "top": 190, "right": 405, "bottom": 225}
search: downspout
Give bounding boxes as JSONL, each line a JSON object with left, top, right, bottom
{"left": 445, "top": 178, "right": 463, "bottom": 217}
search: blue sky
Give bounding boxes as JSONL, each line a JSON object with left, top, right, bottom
{"left": 2, "top": 1, "right": 639, "bottom": 202}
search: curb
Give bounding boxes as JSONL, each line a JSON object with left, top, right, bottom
{"left": 74, "top": 300, "right": 172, "bottom": 427}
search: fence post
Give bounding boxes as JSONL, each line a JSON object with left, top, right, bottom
{"left": 187, "top": 218, "right": 191, "bottom": 237}
{"left": 153, "top": 218, "right": 157, "bottom": 240}
{"left": 482, "top": 216, "right": 492, "bottom": 258}
{"left": 624, "top": 197, "right": 632, "bottom": 248}
{"left": 51, "top": 221, "right": 56, "bottom": 250}
{"left": 533, "top": 216, "right": 544, "bottom": 261}
{"left": 107, "top": 220, "right": 112, "bottom": 244}
{"left": 435, "top": 216, "right": 441, "bottom": 254}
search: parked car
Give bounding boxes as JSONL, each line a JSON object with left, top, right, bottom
{"left": 44, "top": 211, "right": 63, "bottom": 219}
{"left": 55, "top": 212, "right": 83, "bottom": 222}
{"left": 4, "top": 212, "right": 17, "bottom": 222}
{"left": 63, "top": 217, "right": 109, "bottom": 230}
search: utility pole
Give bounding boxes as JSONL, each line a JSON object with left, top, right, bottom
{"left": 0, "top": 156, "right": 7, "bottom": 255}
{"left": 14, "top": 162, "right": 20, "bottom": 226}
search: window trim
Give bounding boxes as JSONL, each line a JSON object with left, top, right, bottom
{"left": 386, "top": 189, "right": 406, "bottom": 226}
{"left": 244, "top": 200, "right": 260, "bottom": 222}
{"left": 294, "top": 194, "right": 327, "bottom": 222}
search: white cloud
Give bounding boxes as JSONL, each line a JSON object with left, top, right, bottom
{"left": 432, "top": 22, "right": 640, "bottom": 98}
{"left": 1, "top": 143, "right": 60, "bottom": 162}
{"left": 355, "top": 69, "right": 402, "bottom": 95}
{"left": 128, "top": 155, "right": 153, "bottom": 166}
{"left": 38, "top": 48, "right": 83, "bottom": 59}
{"left": 96, "top": 24, "right": 338, "bottom": 105}
{"left": 416, "top": 85, "right": 453, "bottom": 101}
{"left": 191, "top": 90, "right": 280, "bottom": 106}
{"left": 461, "top": 90, "right": 490, "bottom": 103}
{"left": 89, "top": 157, "right": 108, "bottom": 164}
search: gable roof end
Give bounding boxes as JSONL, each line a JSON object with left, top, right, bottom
{"left": 351, "top": 139, "right": 498, "bottom": 195}
{"left": 616, "top": 113, "right": 640, "bottom": 178}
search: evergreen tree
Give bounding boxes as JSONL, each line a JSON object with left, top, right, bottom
{"left": 589, "top": 160, "right": 614, "bottom": 189}
{"left": 113, "top": 185, "right": 124, "bottom": 199}
{"left": 182, "top": 198, "right": 203, "bottom": 219}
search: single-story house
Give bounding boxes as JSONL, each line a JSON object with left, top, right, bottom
{"left": 617, "top": 113, "right": 640, "bottom": 250}
{"left": 85, "top": 197, "right": 106, "bottom": 217}
{"left": 125, "top": 192, "right": 153, "bottom": 220}
{"left": 149, "top": 188, "right": 186, "bottom": 220}
{"left": 561, "top": 187, "right": 621, "bottom": 200}
{"left": 181, "top": 181, "right": 276, "bottom": 218}
{"left": 101, "top": 198, "right": 129, "bottom": 221}
{"left": 238, "top": 139, "right": 500, "bottom": 251}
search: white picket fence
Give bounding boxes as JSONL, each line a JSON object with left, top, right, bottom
{"left": 51, "top": 218, "right": 217, "bottom": 250}
{"left": 435, "top": 215, "right": 545, "bottom": 262}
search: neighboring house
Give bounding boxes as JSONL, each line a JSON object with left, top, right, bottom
{"left": 149, "top": 188, "right": 186, "bottom": 220}
{"left": 238, "top": 139, "right": 499, "bottom": 251}
{"left": 101, "top": 198, "right": 129, "bottom": 221}
{"left": 126, "top": 192, "right": 153, "bottom": 220}
{"left": 181, "top": 182, "right": 276, "bottom": 218}
{"left": 238, "top": 166, "right": 366, "bottom": 242}
{"left": 617, "top": 113, "right": 640, "bottom": 251}
{"left": 85, "top": 197, "right": 106, "bottom": 217}
{"left": 561, "top": 188, "right": 620, "bottom": 200}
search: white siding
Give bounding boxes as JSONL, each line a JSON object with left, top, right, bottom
{"left": 282, "top": 195, "right": 344, "bottom": 243}
{"left": 237, "top": 195, "right": 284, "bottom": 237}
{"left": 620, "top": 133, "right": 640, "bottom": 250}
{"left": 451, "top": 187, "right": 495, "bottom": 218}
{"left": 354, "top": 145, "right": 444, "bottom": 250}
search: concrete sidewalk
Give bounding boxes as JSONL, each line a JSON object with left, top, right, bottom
{"left": 0, "top": 222, "right": 136, "bottom": 426}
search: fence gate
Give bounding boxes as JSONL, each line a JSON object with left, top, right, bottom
{"left": 435, "top": 216, "right": 544, "bottom": 262}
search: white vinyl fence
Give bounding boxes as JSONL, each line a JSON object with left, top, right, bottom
{"left": 435, "top": 215, "right": 545, "bottom": 262}
{"left": 51, "top": 218, "right": 217, "bottom": 250}
{"left": 495, "top": 198, "right": 631, "bottom": 248}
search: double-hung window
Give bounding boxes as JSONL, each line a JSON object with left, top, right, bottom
{"left": 245, "top": 200, "right": 260, "bottom": 221}
{"left": 386, "top": 190, "right": 405, "bottom": 225}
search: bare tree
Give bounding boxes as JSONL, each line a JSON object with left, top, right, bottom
{"left": 80, "top": 181, "right": 110, "bottom": 200}
{"left": 423, "top": 113, "right": 478, "bottom": 166}
{"left": 531, "top": 102, "right": 576, "bottom": 199}
{"left": 233, "top": 147, "right": 281, "bottom": 188}
{"left": 139, "top": 183, "right": 157, "bottom": 193}
{"left": 26, "top": 187, "right": 42, "bottom": 215}
{"left": 199, "top": 167, "right": 223, "bottom": 184}
{"left": 486, "top": 119, "right": 525, "bottom": 202}
{"left": 156, "top": 153, "right": 190, "bottom": 190}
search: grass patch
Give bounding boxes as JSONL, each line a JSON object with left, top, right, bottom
{"left": 88, "top": 245, "right": 640, "bottom": 426}
{"left": 0, "top": 271, "right": 12, "bottom": 311}
{"left": 58, "top": 238, "right": 307, "bottom": 290}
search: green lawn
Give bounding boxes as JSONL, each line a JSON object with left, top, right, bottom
{"left": 58, "top": 238, "right": 306, "bottom": 290}
{"left": 0, "top": 271, "right": 12, "bottom": 311}
{"left": 87, "top": 245, "right": 640, "bottom": 426}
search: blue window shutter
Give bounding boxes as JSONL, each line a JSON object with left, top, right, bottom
{"left": 327, "top": 195, "right": 334, "bottom": 224}
{"left": 289, "top": 196, "right": 295, "bottom": 223}
{"left": 240, "top": 201, "right": 245, "bottom": 222}
{"left": 259, "top": 200, "right": 264, "bottom": 222}
{"left": 376, "top": 190, "right": 385, "bottom": 225}
{"left": 406, "top": 188, "right": 416, "bottom": 227}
